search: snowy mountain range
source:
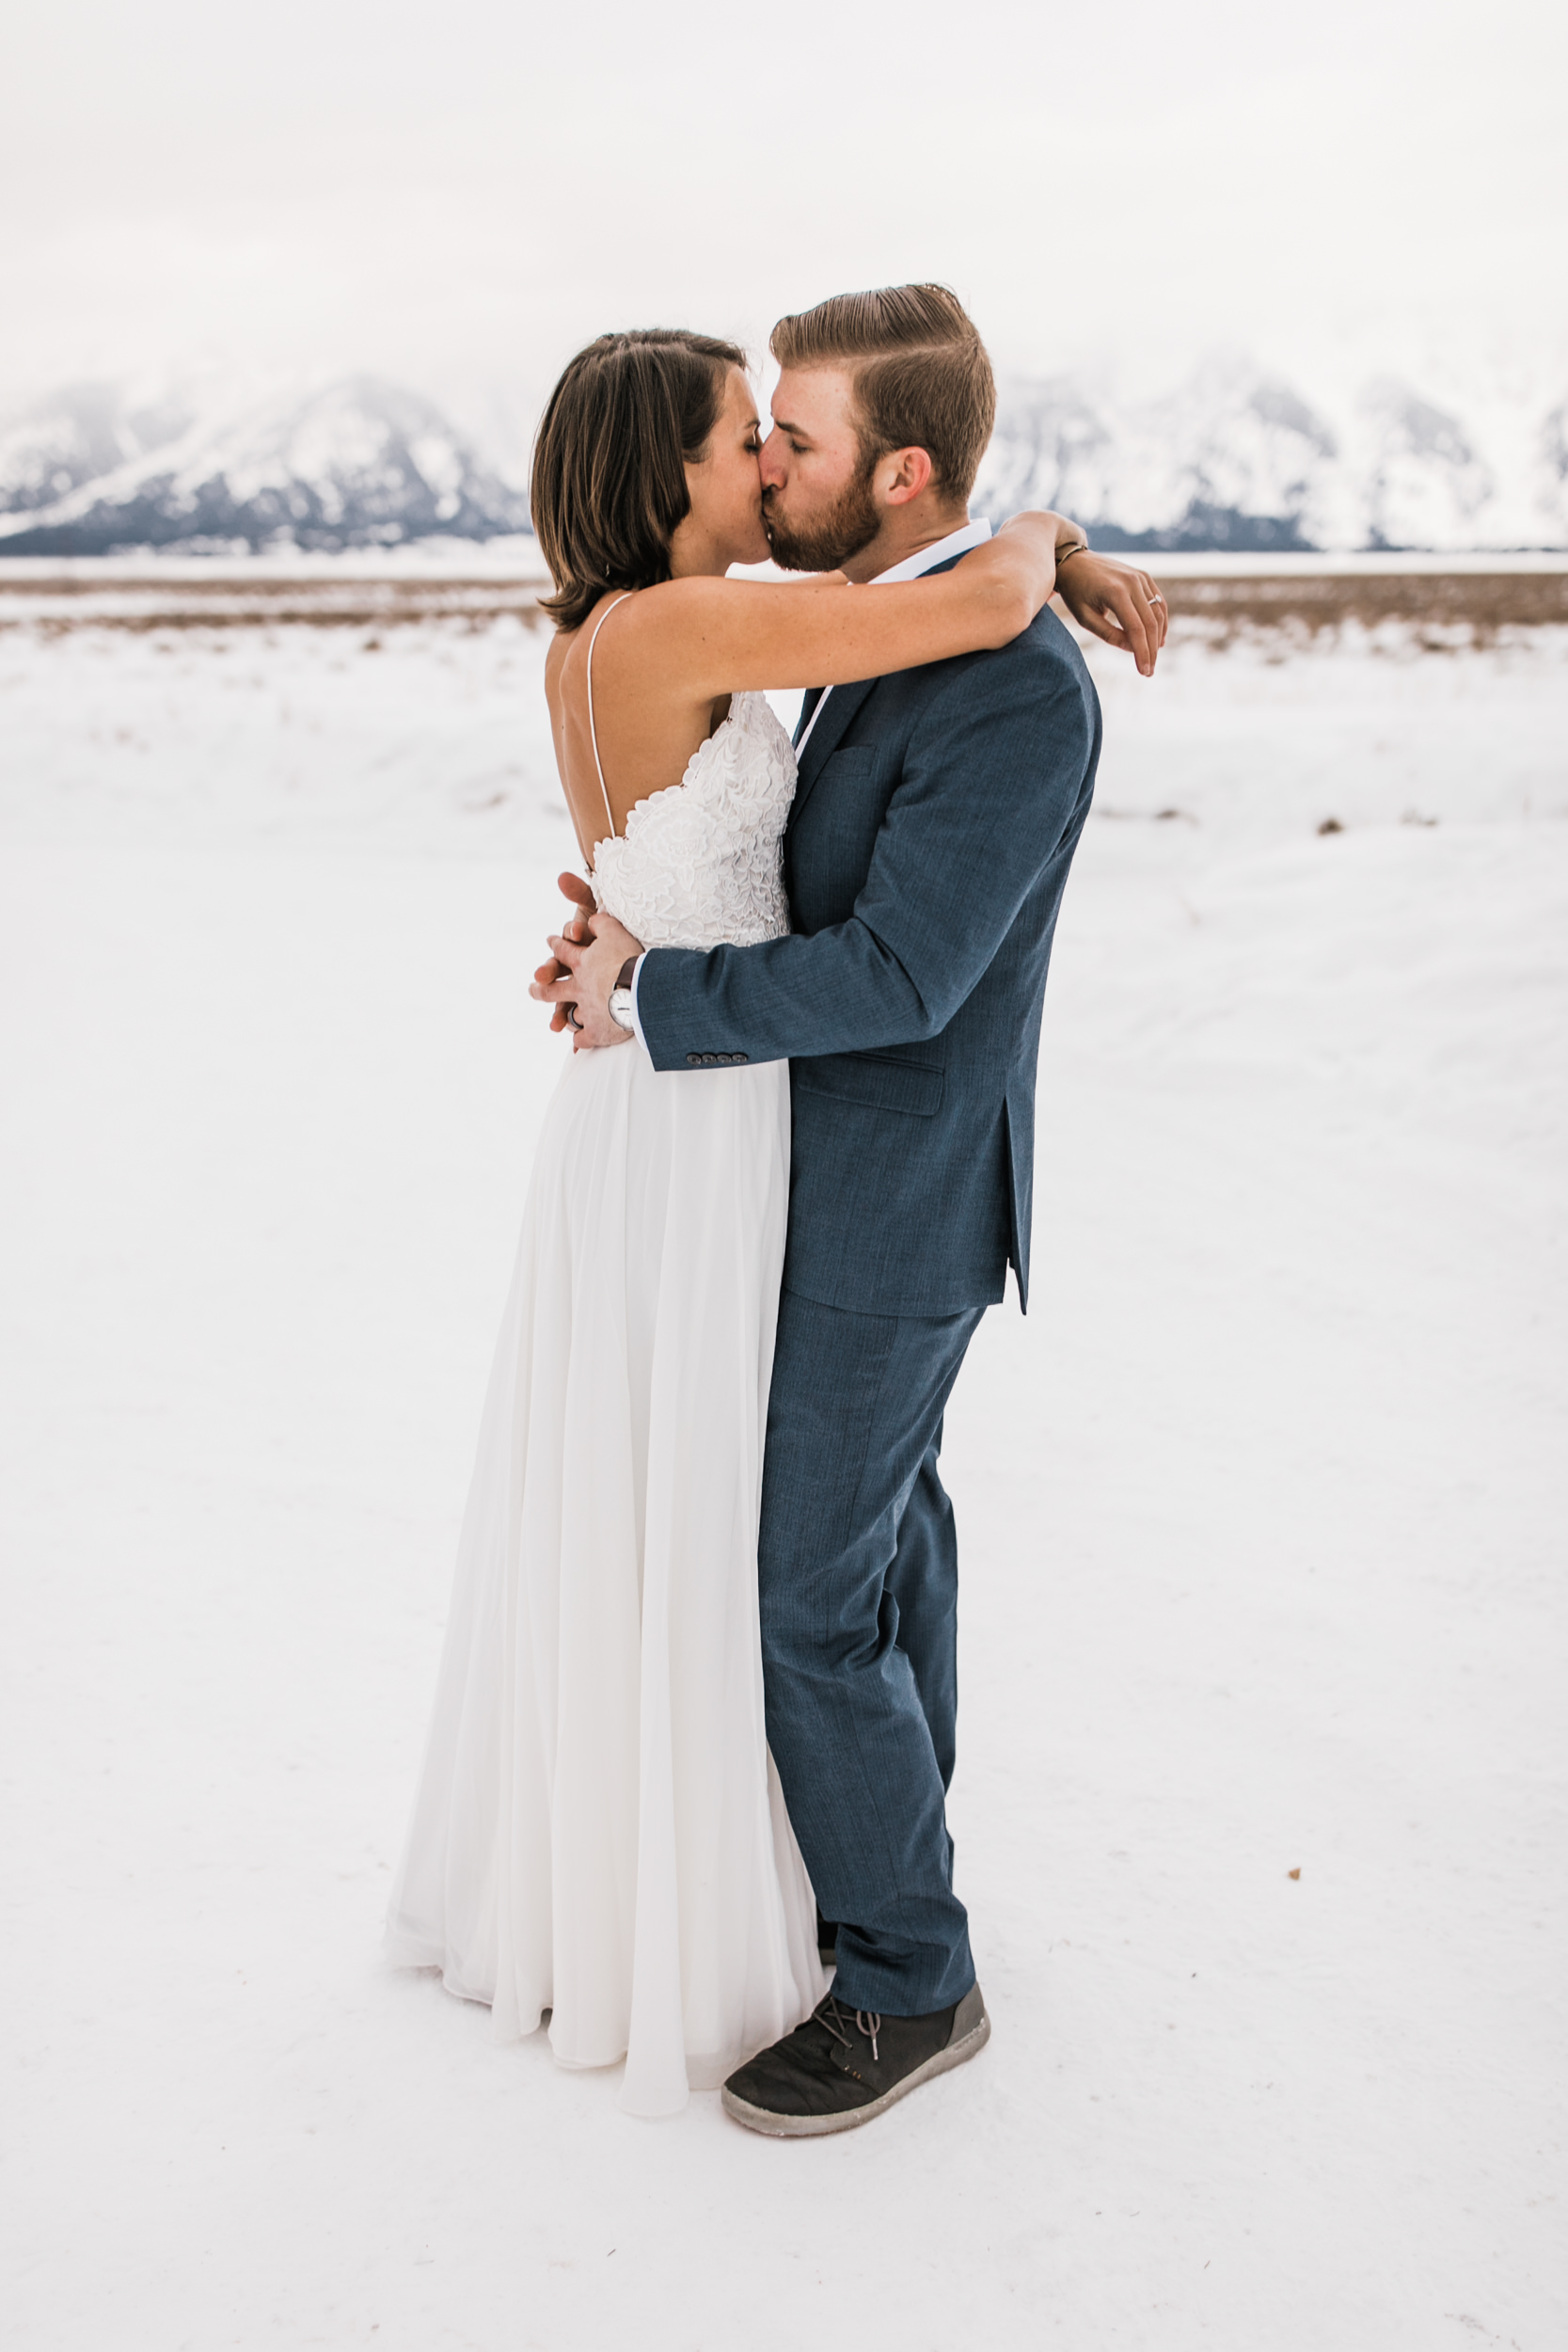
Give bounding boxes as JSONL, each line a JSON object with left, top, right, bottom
{"left": 974, "top": 358, "right": 1568, "bottom": 552}
{"left": 2, "top": 361, "right": 1564, "bottom": 556}
{"left": 0, "top": 379, "right": 531, "bottom": 556}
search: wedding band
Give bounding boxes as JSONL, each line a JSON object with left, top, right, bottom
{"left": 565, "top": 1005, "right": 583, "bottom": 1031}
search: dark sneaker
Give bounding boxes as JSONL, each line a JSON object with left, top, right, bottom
{"left": 721, "top": 1984, "right": 990, "bottom": 2137}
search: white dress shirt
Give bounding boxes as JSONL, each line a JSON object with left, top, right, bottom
{"left": 624, "top": 515, "right": 994, "bottom": 1047}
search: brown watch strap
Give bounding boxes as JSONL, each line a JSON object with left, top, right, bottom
{"left": 615, "top": 957, "right": 638, "bottom": 990}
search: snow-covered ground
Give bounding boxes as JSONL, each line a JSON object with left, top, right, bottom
{"left": 1, "top": 616, "right": 1564, "bottom": 2349}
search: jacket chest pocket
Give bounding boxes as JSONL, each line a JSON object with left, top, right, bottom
{"left": 811, "top": 743, "right": 882, "bottom": 814}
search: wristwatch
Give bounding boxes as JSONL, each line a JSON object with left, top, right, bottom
{"left": 608, "top": 956, "right": 638, "bottom": 1033}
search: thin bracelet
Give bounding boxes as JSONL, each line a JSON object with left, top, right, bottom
{"left": 1055, "top": 540, "right": 1090, "bottom": 566}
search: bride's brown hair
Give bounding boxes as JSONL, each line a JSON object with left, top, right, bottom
{"left": 531, "top": 329, "right": 747, "bottom": 632}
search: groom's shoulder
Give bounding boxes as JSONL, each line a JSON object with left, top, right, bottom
{"left": 995, "top": 601, "right": 1096, "bottom": 691}
{"left": 921, "top": 601, "right": 1098, "bottom": 734}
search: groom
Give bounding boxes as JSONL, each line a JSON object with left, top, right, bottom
{"left": 540, "top": 284, "right": 1163, "bottom": 2136}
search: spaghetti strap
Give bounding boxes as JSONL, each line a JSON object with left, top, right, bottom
{"left": 584, "top": 593, "right": 634, "bottom": 841}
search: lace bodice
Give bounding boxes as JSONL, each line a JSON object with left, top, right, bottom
{"left": 590, "top": 691, "right": 797, "bottom": 951}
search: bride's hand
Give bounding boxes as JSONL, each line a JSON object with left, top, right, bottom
{"left": 973, "top": 515, "right": 1166, "bottom": 675}
{"left": 1052, "top": 549, "right": 1167, "bottom": 676}
{"left": 535, "top": 871, "right": 599, "bottom": 1036}
{"left": 532, "top": 904, "right": 643, "bottom": 1050}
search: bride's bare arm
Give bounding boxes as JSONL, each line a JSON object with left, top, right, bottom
{"left": 622, "top": 513, "right": 1071, "bottom": 696}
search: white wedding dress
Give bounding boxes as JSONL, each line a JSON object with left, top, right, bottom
{"left": 385, "top": 603, "right": 825, "bottom": 2115}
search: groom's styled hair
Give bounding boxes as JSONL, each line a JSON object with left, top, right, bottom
{"left": 770, "top": 284, "right": 996, "bottom": 503}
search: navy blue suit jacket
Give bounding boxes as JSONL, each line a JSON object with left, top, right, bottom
{"left": 635, "top": 590, "right": 1101, "bottom": 1314}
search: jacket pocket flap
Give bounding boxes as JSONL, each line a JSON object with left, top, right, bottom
{"left": 794, "top": 1051, "right": 944, "bottom": 1119}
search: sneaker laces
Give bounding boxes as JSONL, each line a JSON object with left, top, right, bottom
{"left": 813, "top": 1992, "right": 881, "bottom": 2063}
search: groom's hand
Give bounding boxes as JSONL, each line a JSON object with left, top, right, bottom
{"left": 1053, "top": 552, "right": 1168, "bottom": 675}
{"left": 531, "top": 893, "right": 643, "bottom": 1050}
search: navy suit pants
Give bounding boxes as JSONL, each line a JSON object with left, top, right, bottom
{"left": 757, "top": 1289, "right": 986, "bottom": 2016}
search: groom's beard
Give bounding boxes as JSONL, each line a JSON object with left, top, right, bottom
{"left": 762, "top": 453, "right": 881, "bottom": 573}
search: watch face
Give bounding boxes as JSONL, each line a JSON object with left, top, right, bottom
{"left": 609, "top": 989, "right": 634, "bottom": 1030}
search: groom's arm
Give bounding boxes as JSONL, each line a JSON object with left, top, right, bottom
{"left": 633, "top": 647, "right": 1099, "bottom": 1069}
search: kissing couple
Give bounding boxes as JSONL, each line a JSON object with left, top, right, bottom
{"left": 386, "top": 284, "right": 1165, "bottom": 2133}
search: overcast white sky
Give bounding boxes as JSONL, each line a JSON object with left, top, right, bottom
{"left": 2, "top": 0, "right": 1564, "bottom": 417}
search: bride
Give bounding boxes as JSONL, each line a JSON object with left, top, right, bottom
{"left": 385, "top": 326, "right": 1132, "bottom": 2116}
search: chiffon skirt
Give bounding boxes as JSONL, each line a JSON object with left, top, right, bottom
{"left": 385, "top": 1039, "right": 825, "bottom": 2115}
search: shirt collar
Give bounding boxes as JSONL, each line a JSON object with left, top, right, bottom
{"left": 868, "top": 516, "right": 992, "bottom": 586}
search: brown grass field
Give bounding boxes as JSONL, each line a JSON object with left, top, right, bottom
{"left": 1, "top": 565, "right": 1565, "bottom": 641}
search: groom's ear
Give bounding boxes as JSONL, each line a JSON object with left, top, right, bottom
{"left": 878, "top": 444, "right": 936, "bottom": 507}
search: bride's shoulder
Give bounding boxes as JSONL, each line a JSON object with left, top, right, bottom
{"left": 561, "top": 581, "right": 744, "bottom": 690}
{"left": 631, "top": 576, "right": 779, "bottom": 631}
{"left": 546, "top": 596, "right": 640, "bottom": 704}
{"left": 625, "top": 577, "right": 722, "bottom": 626}
{"left": 557, "top": 581, "right": 715, "bottom": 666}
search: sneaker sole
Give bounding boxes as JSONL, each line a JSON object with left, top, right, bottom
{"left": 720, "top": 1993, "right": 990, "bottom": 2139}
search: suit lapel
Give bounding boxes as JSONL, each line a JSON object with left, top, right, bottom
{"left": 787, "top": 549, "right": 969, "bottom": 817}
{"left": 790, "top": 675, "right": 879, "bottom": 819}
